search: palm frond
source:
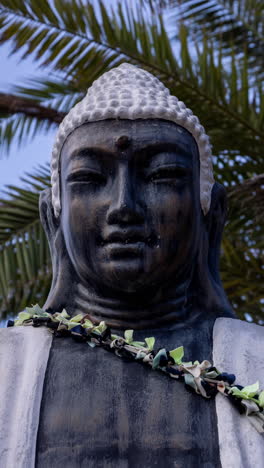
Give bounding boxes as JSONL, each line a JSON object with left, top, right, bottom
{"left": 166, "top": 0, "right": 264, "bottom": 77}
{"left": 228, "top": 174, "right": 264, "bottom": 225}
{"left": 0, "top": 92, "right": 65, "bottom": 122}
{"left": 13, "top": 76, "right": 85, "bottom": 113}
{"left": 0, "top": 164, "right": 51, "bottom": 317}
{"left": 0, "top": 111, "right": 59, "bottom": 155}
{"left": 221, "top": 236, "right": 264, "bottom": 323}
{"left": 223, "top": 174, "right": 264, "bottom": 322}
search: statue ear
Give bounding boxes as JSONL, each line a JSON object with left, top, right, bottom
{"left": 39, "top": 188, "right": 60, "bottom": 259}
{"left": 194, "top": 181, "right": 233, "bottom": 315}
{"left": 39, "top": 188, "right": 75, "bottom": 312}
{"left": 39, "top": 188, "right": 65, "bottom": 310}
{"left": 204, "top": 182, "right": 227, "bottom": 284}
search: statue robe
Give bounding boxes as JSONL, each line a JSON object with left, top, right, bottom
{"left": 0, "top": 318, "right": 263, "bottom": 468}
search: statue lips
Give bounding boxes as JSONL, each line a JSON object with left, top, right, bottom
{"left": 100, "top": 230, "right": 152, "bottom": 259}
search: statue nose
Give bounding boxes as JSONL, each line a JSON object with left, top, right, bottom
{"left": 106, "top": 166, "right": 144, "bottom": 225}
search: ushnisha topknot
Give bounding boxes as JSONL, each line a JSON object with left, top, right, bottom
{"left": 51, "top": 63, "right": 214, "bottom": 217}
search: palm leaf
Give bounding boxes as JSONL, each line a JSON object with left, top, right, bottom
{"left": 221, "top": 236, "right": 264, "bottom": 323}
{"left": 0, "top": 164, "right": 51, "bottom": 317}
{"left": 0, "top": 113, "right": 57, "bottom": 155}
{"left": 13, "top": 77, "right": 85, "bottom": 112}
{"left": 166, "top": 0, "right": 264, "bottom": 77}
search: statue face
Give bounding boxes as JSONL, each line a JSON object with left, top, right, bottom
{"left": 60, "top": 120, "right": 201, "bottom": 293}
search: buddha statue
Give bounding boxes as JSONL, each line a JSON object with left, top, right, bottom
{"left": 0, "top": 63, "right": 263, "bottom": 468}
{"left": 41, "top": 63, "right": 232, "bottom": 329}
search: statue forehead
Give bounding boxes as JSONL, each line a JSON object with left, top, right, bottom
{"left": 61, "top": 119, "right": 198, "bottom": 160}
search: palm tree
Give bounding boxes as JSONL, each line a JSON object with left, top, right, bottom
{"left": 0, "top": 0, "right": 263, "bottom": 322}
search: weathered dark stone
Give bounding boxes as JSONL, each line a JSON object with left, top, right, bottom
{"left": 37, "top": 118, "right": 234, "bottom": 466}
{"left": 36, "top": 318, "right": 221, "bottom": 468}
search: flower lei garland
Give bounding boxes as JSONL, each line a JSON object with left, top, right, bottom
{"left": 8, "top": 304, "right": 264, "bottom": 434}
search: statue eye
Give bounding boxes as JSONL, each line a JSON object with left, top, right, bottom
{"left": 67, "top": 170, "right": 106, "bottom": 185}
{"left": 147, "top": 165, "right": 189, "bottom": 182}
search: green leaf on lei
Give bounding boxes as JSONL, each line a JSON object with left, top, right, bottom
{"left": 67, "top": 322, "right": 81, "bottom": 330}
{"left": 169, "top": 346, "right": 184, "bottom": 364}
{"left": 54, "top": 310, "right": 70, "bottom": 322}
{"left": 26, "top": 304, "right": 49, "bottom": 317}
{"left": 259, "top": 391, "right": 264, "bottom": 408}
{"left": 70, "top": 314, "right": 83, "bottom": 323}
{"left": 82, "top": 319, "right": 94, "bottom": 329}
{"left": 124, "top": 329, "right": 134, "bottom": 343}
{"left": 131, "top": 341, "right": 145, "bottom": 347}
{"left": 18, "top": 312, "right": 32, "bottom": 321}
{"left": 145, "top": 337, "right": 155, "bottom": 350}
{"left": 15, "top": 304, "right": 50, "bottom": 325}
{"left": 241, "top": 381, "right": 259, "bottom": 397}
{"left": 93, "top": 321, "right": 107, "bottom": 334}
{"left": 60, "top": 309, "right": 70, "bottom": 319}
{"left": 111, "top": 334, "right": 123, "bottom": 340}
{"left": 25, "top": 304, "right": 41, "bottom": 314}
{"left": 231, "top": 381, "right": 259, "bottom": 400}
{"left": 205, "top": 370, "right": 219, "bottom": 379}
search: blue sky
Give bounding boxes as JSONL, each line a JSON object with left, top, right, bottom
{"left": 0, "top": 44, "right": 56, "bottom": 191}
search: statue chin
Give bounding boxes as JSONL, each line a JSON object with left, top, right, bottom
{"left": 93, "top": 260, "right": 156, "bottom": 294}
{"left": 68, "top": 245, "right": 196, "bottom": 297}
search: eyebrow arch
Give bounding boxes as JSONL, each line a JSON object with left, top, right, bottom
{"left": 135, "top": 142, "right": 192, "bottom": 159}
{"left": 69, "top": 147, "right": 115, "bottom": 160}
{"left": 67, "top": 142, "right": 192, "bottom": 164}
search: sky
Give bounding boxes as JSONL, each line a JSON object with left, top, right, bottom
{"left": 0, "top": 44, "right": 56, "bottom": 191}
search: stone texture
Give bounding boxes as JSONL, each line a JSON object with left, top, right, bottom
{"left": 213, "top": 318, "right": 264, "bottom": 468}
{"left": 0, "top": 327, "right": 53, "bottom": 468}
{"left": 36, "top": 321, "right": 221, "bottom": 468}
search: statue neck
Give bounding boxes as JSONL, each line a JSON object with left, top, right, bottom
{"left": 70, "top": 276, "right": 194, "bottom": 330}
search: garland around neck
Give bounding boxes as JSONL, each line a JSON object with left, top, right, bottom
{"left": 8, "top": 304, "right": 264, "bottom": 435}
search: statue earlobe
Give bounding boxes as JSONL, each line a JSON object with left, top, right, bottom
{"left": 39, "top": 188, "right": 73, "bottom": 312}
{"left": 39, "top": 188, "right": 60, "bottom": 260}
{"left": 205, "top": 182, "right": 227, "bottom": 285}
{"left": 192, "top": 182, "right": 233, "bottom": 316}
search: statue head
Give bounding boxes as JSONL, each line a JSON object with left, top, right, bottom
{"left": 40, "top": 63, "right": 233, "bottom": 327}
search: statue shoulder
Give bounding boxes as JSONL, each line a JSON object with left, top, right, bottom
{"left": 0, "top": 326, "right": 53, "bottom": 369}
{"left": 0, "top": 326, "right": 52, "bottom": 468}
{"left": 213, "top": 317, "right": 264, "bottom": 381}
{"left": 213, "top": 318, "right": 264, "bottom": 468}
